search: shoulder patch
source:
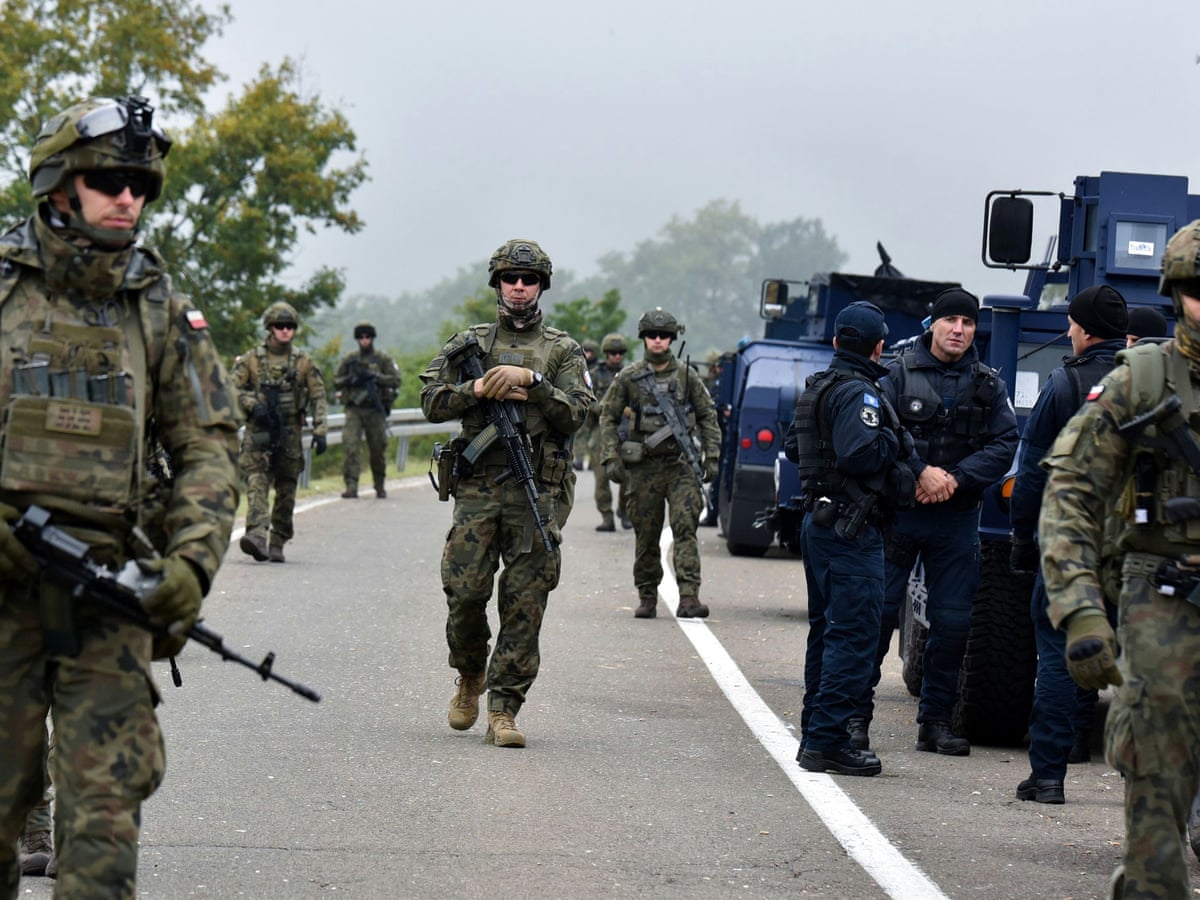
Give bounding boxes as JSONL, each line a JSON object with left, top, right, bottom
{"left": 863, "top": 392, "right": 880, "bottom": 408}
{"left": 584, "top": 370, "right": 593, "bottom": 390}
{"left": 185, "top": 308, "right": 209, "bottom": 330}
{"left": 1086, "top": 383, "right": 1105, "bottom": 401}
{"left": 860, "top": 405, "right": 881, "bottom": 427}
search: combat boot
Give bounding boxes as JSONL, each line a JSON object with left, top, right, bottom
{"left": 268, "top": 541, "right": 285, "bottom": 563}
{"left": 239, "top": 532, "right": 269, "bottom": 561}
{"left": 374, "top": 479, "right": 387, "bottom": 499}
{"left": 448, "top": 671, "right": 486, "bottom": 730}
{"left": 341, "top": 481, "right": 358, "bottom": 499}
{"left": 19, "top": 829, "right": 52, "bottom": 876}
{"left": 595, "top": 515, "right": 615, "bottom": 532}
{"left": 916, "top": 720, "right": 970, "bottom": 756}
{"left": 847, "top": 717, "right": 871, "bottom": 751}
{"left": 634, "top": 594, "right": 657, "bottom": 618}
{"left": 677, "top": 595, "right": 710, "bottom": 618}
{"left": 485, "top": 710, "right": 526, "bottom": 748}
{"left": 620, "top": 513, "right": 633, "bottom": 530}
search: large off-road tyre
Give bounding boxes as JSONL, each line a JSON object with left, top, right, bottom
{"left": 900, "top": 565, "right": 928, "bottom": 698}
{"left": 952, "top": 542, "right": 1037, "bottom": 747}
{"left": 726, "top": 540, "right": 769, "bottom": 557}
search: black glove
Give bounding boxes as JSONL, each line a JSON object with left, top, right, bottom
{"left": 250, "top": 403, "right": 271, "bottom": 428}
{"left": 313, "top": 435, "right": 327, "bottom": 455}
{"left": 1010, "top": 539, "right": 1038, "bottom": 575}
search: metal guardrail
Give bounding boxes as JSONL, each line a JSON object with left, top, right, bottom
{"left": 299, "top": 407, "right": 455, "bottom": 486}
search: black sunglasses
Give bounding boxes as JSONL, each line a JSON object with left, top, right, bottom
{"left": 643, "top": 331, "right": 673, "bottom": 341}
{"left": 82, "top": 169, "right": 154, "bottom": 199}
{"left": 499, "top": 271, "right": 541, "bottom": 286}
{"left": 270, "top": 323, "right": 297, "bottom": 331}
{"left": 606, "top": 350, "right": 625, "bottom": 356}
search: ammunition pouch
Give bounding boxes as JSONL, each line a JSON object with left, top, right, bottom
{"left": 538, "top": 445, "right": 571, "bottom": 486}
{"left": 429, "top": 438, "right": 467, "bottom": 501}
{"left": 809, "top": 496, "right": 839, "bottom": 529}
{"left": 619, "top": 440, "right": 645, "bottom": 464}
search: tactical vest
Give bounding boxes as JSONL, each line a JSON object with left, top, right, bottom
{"left": 625, "top": 361, "right": 697, "bottom": 456}
{"left": 0, "top": 221, "right": 170, "bottom": 525}
{"left": 1113, "top": 342, "right": 1200, "bottom": 554}
{"left": 892, "top": 349, "right": 1003, "bottom": 468}
{"left": 1049, "top": 350, "right": 1120, "bottom": 420}
{"left": 245, "top": 344, "right": 312, "bottom": 421}
{"left": 592, "top": 362, "right": 622, "bottom": 400}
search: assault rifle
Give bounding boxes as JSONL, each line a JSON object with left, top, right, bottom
{"left": 258, "top": 383, "right": 286, "bottom": 472}
{"left": 14, "top": 505, "right": 321, "bottom": 703}
{"left": 637, "top": 370, "right": 706, "bottom": 489}
{"left": 445, "top": 334, "right": 554, "bottom": 552}
{"left": 346, "top": 361, "right": 388, "bottom": 416}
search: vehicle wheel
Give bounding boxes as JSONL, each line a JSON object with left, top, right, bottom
{"left": 900, "top": 564, "right": 928, "bottom": 698}
{"left": 1189, "top": 789, "right": 1200, "bottom": 862}
{"left": 726, "top": 540, "right": 769, "bottom": 558}
{"left": 952, "top": 542, "right": 1037, "bottom": 747}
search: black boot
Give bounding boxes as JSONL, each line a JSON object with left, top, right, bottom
{"left": 916, "top": 721, "right": 970, "bottom": 756}
{"left": 847, "top": 717, "right": 870, "bottom": 751}
{"left": 798, "top": 747, "right": 882, "bottom": 777}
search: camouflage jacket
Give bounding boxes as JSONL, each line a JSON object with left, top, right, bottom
{"left": 334, "top": 346, "right": 401, "bottom": 411}
{"left": 232, "top": 341, "right": 328, "bottom": 450}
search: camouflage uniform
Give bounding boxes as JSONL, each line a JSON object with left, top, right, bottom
{"left": 0, "top": 94, "right": 240, "bottom": 900}
{"left": 232, "top": 317, "right": 327, "bottom": 556}
{"left": 420, "top": 239, "right": 591, "bottom": 736}
{"left": 599, "top": 335, "right": 720, "bottom": 613}
{"left": 334, "top": 324, "right": 400, "bottom": 497}
{"left": 573, "top": 339, "right": 599, "bottom": 468}
{"left": 590, "top": 343, "right": 628, "bottom": 528}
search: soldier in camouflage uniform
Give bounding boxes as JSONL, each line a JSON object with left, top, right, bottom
{"left": 1041, "top": 220, "right": 1200, "bottom": 899}
{"left": 573, "top": 338, "right": 600, "bottom": 470}
{"left": 232, "top": 302, "right": 328, "bottom": 563}
{"left": 591, "top": 332, "right": 630, "bottom": 531}
{"left": 420, "top": 239, "right": 592, "bottom": 748}
{"left": 334, "top": 320, "right": 400, "bottom": 499}
{"left": 599, "top": 308, "right": 721, "bottom": 619}
{"left": 0, "top": 95, "right": 240, "bottom": 898}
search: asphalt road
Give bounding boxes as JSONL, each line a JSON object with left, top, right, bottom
{"left": 18, "top": 471, "right": 1196, "bottom": 898}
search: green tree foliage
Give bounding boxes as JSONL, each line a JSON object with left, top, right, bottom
{"left": 0, "top": 1, "right": 365, "bottom": 359}
{"left": 544, "top": 289, "right": 626, "bottom": 345}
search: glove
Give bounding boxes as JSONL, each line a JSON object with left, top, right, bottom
{"left": 313, "top": 434, "right": 327, "bottom": 455}
{"left": 703, "top": 456, "right": 720, "bottom": 483}
{"left": 250, "top": 403, "right": 271, "bottom": 428}
{"left": 0, "top": 503, "right": 37, "bottom": 581}
{"left": 1010, "top": 539, "right": 1038, "bottom": 575}
{"left": 604, "top": 459, "right": 627, "bottom": 485}
{"left": 1064, "top": 608, "right": 1123, "bottom": 691}
{"left": 479, "top": 365, "right": 532, "bottom": 399}
{"left": 138, "top": 556, "right": 203, "bottom": 637}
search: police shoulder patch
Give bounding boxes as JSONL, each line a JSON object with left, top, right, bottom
{"left": 860, "top": 406, "right": 880, "bottom": 427}
{"left": 863, "top": 392, "right": 880, "bottom": 408}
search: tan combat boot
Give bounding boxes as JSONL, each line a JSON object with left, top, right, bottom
{"left": 448, "top": 671, "right": 486, "bottom": 731}
{"left": 677, "top": 595, "right": 710, "bottom": 618}
{"left": 19, "top": 829, "right": 53, "bottom": 876}
{"left": 485, "top": 710, "right": 526, "bottom": 748}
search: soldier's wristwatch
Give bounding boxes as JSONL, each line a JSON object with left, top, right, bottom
{"left": 530, "top": 372, "right": 544, "bottom": 388}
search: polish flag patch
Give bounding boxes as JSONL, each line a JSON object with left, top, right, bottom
{"left": 185, "top": 309, "right": 209, "bottom": 330}
{"left": 1086, "top": 383, "right": 1105, "bottom": 401}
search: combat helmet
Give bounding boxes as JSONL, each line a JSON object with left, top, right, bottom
{"left": 487, "top": 239, "right": 553, "bottom": 291}
{"left": 1159, "top": 220, "right": 1200, "bottom": 315}
{"left": 637, "top": 307, "right": 682, "bottom": 338}
{"left": 582, "top": 338, "right": 600, "bottom": 355}
{"left": 601, "top": 333, "right": 627, "bottom": 354}
{"left": 263, "top": 301, "right": 300, "bottom": 329}
{"left": 353, "top": 320, "right": 376, "bottom": 339}
{"left": 29, "top": 95, "right": 171, "bottom": 246}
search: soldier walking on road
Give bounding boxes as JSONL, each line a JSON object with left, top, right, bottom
{"left": 233, "top": 302, "right": 328, "bottom": 563}
{"left": 591, "top": 332, "right": 630, "bottom": 531}
{"left": 1009, "top": 286, "right": 1128, "bottom": 805}
{"left": 0, "top": 95, "right": 241, "bottom": 897}
{"left": 1041, "top": 221, "right": 1200, "bottom": 898}
{"left": 574, "top": 338, "right": 599, "bottom": 470}
{"left": 598, "top": 308, "right": 720, "bottom": 619}
{"left": 420, "top": 239, "right": 592, "bottom": 748}
{"left": 784, "top": 302, "right": 913, "bottom": 777}
{"left": 334, "top": 321, "right": 400, "bottom": 499}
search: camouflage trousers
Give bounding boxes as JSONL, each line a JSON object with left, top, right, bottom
{"left": 239, "top": 440, "right": 303, "bottom": 543}
{"left": 22, "top": 721, "right": 52, "bottom": 834}
{"left": 342, "top": 407, "right": 389, "bottom": 487}
{"left": 1105, "top": 567, "right": 1200, "bottom": 899}
{"left": 574, "top": 420, "right": 596, "bottom": 467}
{"left": 0, "top": 576, "right": 165, "bottom": 900}
{"left": 441, "top": 469, "right": 566, "bottom": 715}
{"left": 625, "top": 454, "right": 705, "bottom": 598}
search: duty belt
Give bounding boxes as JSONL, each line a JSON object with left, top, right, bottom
{"left": 1125, "top": 550, "right": 1200, "bottom": 607}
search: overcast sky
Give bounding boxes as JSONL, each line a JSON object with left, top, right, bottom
{"left": 203, "top": 0, "right": 1200, "bottom": 304}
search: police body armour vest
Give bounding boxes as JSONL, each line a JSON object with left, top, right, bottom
{"left": 893, "top": 348, "right": 1002, "bottom": 468}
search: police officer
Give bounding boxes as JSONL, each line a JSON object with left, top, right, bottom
{"left": 419, "top": 239, "right": 592, "bottom": 748}
{"left": 574, "top": 338, "right": 600, "bottom": 470}
{"left": 598, "top": 308, "right": 720, "bottom": 619}
{"left": 785, "top": 301, "right": 911, "bottom": 776}
{"left": 0, "top": 95, "right": 241, "bottom": 896}
{"left": 334, "top": 321, "right": 401, "bottom": 499}
{"left": 1010, "top": 285, "right": 1128, "bottom": 804}
{"left": 1041, "top": 221, "right": 1200, "bottom": 897}
{"left": 858, "top": 288, "right": 1018, "bottom": 755}
{"left": 591, "top": 332, "right": 630, "bottom": 531}
{"left": 1126, "top": 305, "right": 1170, "bottom": 348}
{"left": 233, "top": 302, "right": 328, "bottom": 563}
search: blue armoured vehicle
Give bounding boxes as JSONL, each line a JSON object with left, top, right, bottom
{"left": 717, "top": 171, "right": 1195, "bottom": 745}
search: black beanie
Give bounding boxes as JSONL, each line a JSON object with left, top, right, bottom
{"left": 929, "top": 288, "right": 979, "bottom": 323}
{"left": 1126, "top": 305, "right": 1169, "bottom": 340}
{"left": 1068, "top": 285, "right": 1128, "bottom": 340}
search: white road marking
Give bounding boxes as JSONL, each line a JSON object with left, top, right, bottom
{"left": 659, "top": 528, "right": 949, "bottom": 900}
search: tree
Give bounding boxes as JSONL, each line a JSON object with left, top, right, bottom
{"left": 0, "top": 1, "right": 366, "bottom": 357}
{"left": 544, "top": 289, "right": 626, "bottom": 344}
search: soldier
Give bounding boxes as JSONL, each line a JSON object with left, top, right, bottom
{"left": 573, "top": 337, "right": 600, "bottom": 470}
{"left": 1009, "top": 285, "right": 1128, "bottom": 804}
{"left": 784, "top": 301, "right": 912, "bottom": 776}
{"left": 0, "top": 95, "right": 240, "bottom": 896}
{"left": 334, "top": 320, "right": 401, "bottom": 499}
{"left": 857, "top": 287, "right": 1018, "bottom": 755}
{"left": 1041, "top": 220, "right": 1200, "bottom": 898}
{"left": 420, "top": 239, "right": 592, "bottom": 748}
{"left": 233, "top": 302, "right": 328, "bottom": 563}
{"left": 591, "top": 332, "right": 630, "bottom": 531}
{"left": 598, "top": 307, "right": 720, "bottom": 619}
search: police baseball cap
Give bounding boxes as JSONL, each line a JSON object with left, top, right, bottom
{"left": 835, "top": 301, "right": 888, "bottom": 344}
{"left": 1068, "top": 285, "right": 1128, "bottom": 340}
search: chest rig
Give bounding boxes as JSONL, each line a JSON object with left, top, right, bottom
{"left": 893, "top": 348, "right": 1002, "bottom": 468}
{"left": 626, "top": 362, "right": 697, "bottom": 456}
